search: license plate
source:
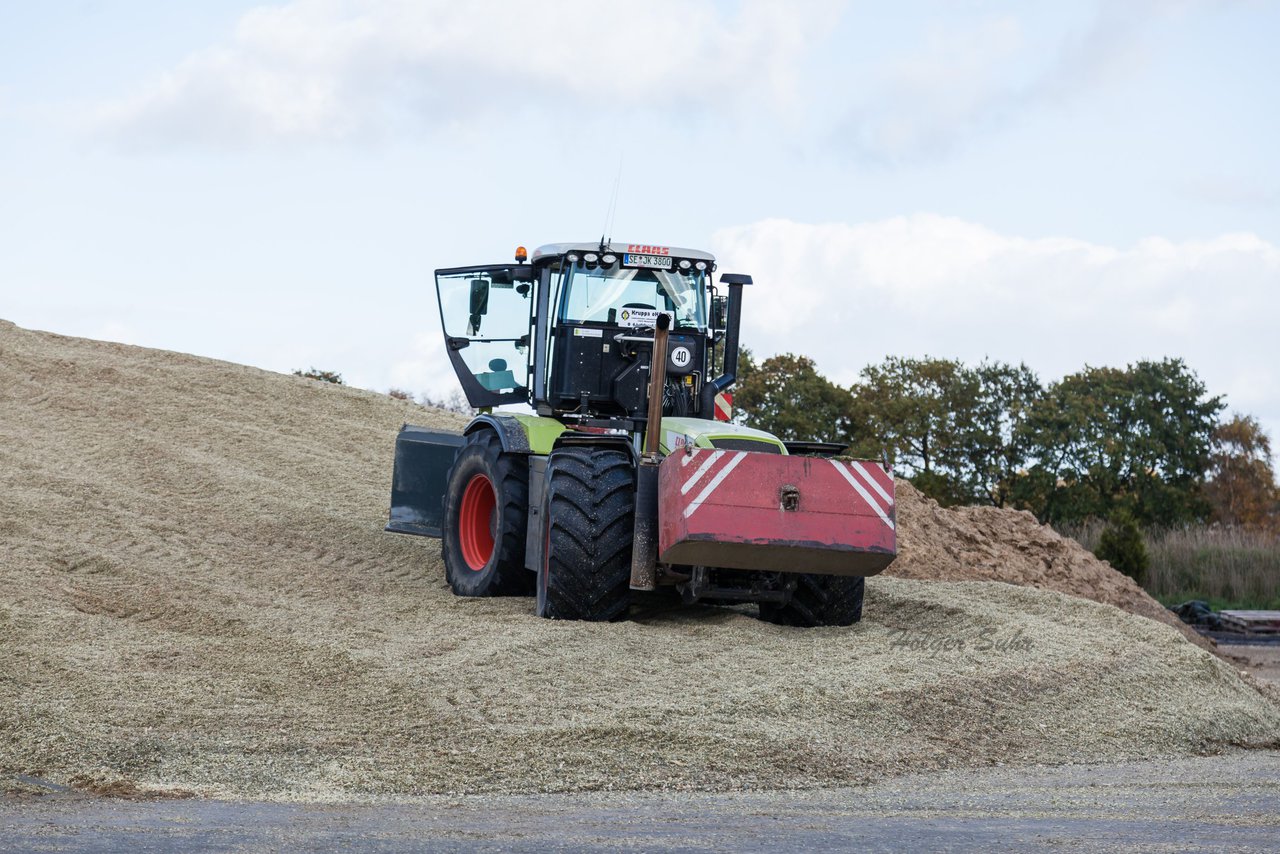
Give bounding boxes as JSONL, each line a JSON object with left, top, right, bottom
{"left": 623, "top": 253, "right": 672, "bottom": 270}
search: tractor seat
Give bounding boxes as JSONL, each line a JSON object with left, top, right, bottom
{"left": 477, "top": 358, "right": 518, "bottom": 391}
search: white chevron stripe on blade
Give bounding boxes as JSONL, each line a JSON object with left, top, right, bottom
{"left": 850, "top": 461, "right": 893, "bottom": 507}
{"left": 684, "top": 452, "right": 746, "bottom": 518}
{"left": 831, "top": 460, "right": 896, "bottom": 530}
{"left": 680, "top": 450, "right": 725, "bottom": 495}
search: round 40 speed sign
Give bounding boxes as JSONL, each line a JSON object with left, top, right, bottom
{"left": 669, "top": 345, "right": 692, "bottom": 373}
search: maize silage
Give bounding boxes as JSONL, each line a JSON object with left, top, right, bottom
{"left": 2, "top": 319, "right": 1277, "bottom": 800}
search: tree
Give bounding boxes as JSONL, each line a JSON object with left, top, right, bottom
{"left": 1095, "top": 509, "right": 1150, "bottom": 586}
{"left": 961, "top": 361, "right": 1043, "bottom": 508}
{"left": 731, "top": 350, "right": 1227, "bottom": 525}
{"left": 1205, "top": 414, "right": 1279, "bottom": 529}
{"left": 733, "top": 352, "right": 853, "bottom": 443}
{"left": 725, "top": 346, "right": 757, "bottom": 419}
{"left": 852, "top": 357, "right": 980, "bottom": 505}
{"left": 1018, "top": 359, "right": 1223, "bottom": 526}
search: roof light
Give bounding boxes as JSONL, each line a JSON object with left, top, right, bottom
{"left": 601, "top": 253, "right": 617, "bottom": 266}
{"left": 583, "top": 252, "right": 599, "bottom": 267}
{"left": 514, "top": 245, "right": 528, "bottom": 263}
{"left": 695, "top": 261, "right": 707, "bottom": 271}
{"left": 678, "top": 259, "right": 692, "bottom": 271}
{"left": 567, "top": 253, "right": 579, "bottom": 263}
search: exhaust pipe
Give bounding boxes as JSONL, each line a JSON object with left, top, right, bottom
{"left": 632, "top": 312, "right": 672, "bottom": 592}
{"left": 644, "top": 312, "right": 671, "bottom": 458}
{"left": 700, "top": 273, "right": 751, "bottom": 416}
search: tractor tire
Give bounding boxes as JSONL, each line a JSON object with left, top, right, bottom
{"left": 441, "top": 429, "right": 533, "bottom": 597}
{"left": 536, "top": 446, "right": 634, "bottom": 621}
{"left": 758, "top": 574, "right": 865, "bottom": 627}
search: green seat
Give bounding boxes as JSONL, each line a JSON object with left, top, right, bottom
{"left": 477, "top": 358, "right": 519, "bottom": 391}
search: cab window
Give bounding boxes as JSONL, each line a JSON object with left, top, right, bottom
{"left": 435, "top": 266, "right": 532, "bottom": 397}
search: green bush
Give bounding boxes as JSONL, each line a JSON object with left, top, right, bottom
{"left": 293, "top": 368, "right": 344, "bottom": 385}
{"left": 1095, "top": 511, "right": 1150, "bottom": 586}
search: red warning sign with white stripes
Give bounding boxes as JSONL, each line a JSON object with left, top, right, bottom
{"left": 657, "top": 448, "right": 897, "bottom": 576}
{"left": 713, "top": 391, "right": 733, "bottom": 422}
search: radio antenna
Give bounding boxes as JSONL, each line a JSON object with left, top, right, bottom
{"left": 600, "top": 154, "right": 623, "bottom": 250}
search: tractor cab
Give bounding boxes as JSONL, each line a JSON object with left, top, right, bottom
{"left": 435, "top": 242, "right": 740, "bottom": 425}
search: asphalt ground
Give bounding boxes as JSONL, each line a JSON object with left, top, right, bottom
{"left": 4, "top": 751, "right": 1278, "bottom": 852}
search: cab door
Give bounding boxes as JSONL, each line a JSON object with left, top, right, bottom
{"left": 435, "top": 264, "right": 535, "bottom": 408}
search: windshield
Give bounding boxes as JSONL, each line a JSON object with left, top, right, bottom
{"left": 558, "top": 263, "right": 706, "bottom": 328}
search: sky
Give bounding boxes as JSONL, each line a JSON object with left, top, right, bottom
{"left": 2, "top": 0, "right": 1278, "bottom": 442}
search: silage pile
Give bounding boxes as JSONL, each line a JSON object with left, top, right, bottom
{"left": 887, "top": 483, "right": 1214, "bottom": 651}
{"left": 2, "top": 319, "right": 1278, "bottom": 801}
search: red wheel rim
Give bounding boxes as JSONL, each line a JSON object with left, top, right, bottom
{"left": 458, "top": 473, "right": 497, "bottom": 570}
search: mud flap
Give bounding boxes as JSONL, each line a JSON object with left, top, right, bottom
{"left": 658, "top": 448, "right": 897, "bottom": 576}
{"left": 385, "top": 425, "right": 465, "bottom": 538}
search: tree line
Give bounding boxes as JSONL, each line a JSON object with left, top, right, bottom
{"left": 733, "top": 351, "right": 1279, "bottom": 532}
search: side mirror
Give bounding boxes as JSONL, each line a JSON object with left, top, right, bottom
{"left": 468, "top": 278, "right": 490, "bottom": 334}
{"left": 469, "top": 278, "right": 490, "bottom": 316}
{"left": 711, "top": 295, "right": 728, "bottom": 329}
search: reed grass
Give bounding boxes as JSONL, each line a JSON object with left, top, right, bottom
{"left": 1058, "top": 521, "right": 1280, "bottom": 610}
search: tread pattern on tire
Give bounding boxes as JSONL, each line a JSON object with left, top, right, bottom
{"left": 758, "top": 574, "right": 865, "bottom": 627}
{"left": 442, "top": 430, "right": 532, "bottom": 597}
{"left": 537, "top": 446, "right": 634, "bottom": 621}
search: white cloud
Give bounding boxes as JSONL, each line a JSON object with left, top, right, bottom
{"left": 92, "top": 0, "right": 838, "bottom": 146}
{"left": 838, "top": 3, "right": 1155, "bottom": 162}
{"left": 711, "top": 215, "right": 1280, "bottom": 437}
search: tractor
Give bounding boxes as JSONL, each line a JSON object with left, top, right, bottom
{"left": 386, "top": 241, "right": 896, "bottom": 625}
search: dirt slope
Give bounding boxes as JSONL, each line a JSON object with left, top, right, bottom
{"left": 886, "top": 483, "right": 1215, "bottom": 651}
{"left": 2, "top": 319, "right": 1277, "bottom": 800}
